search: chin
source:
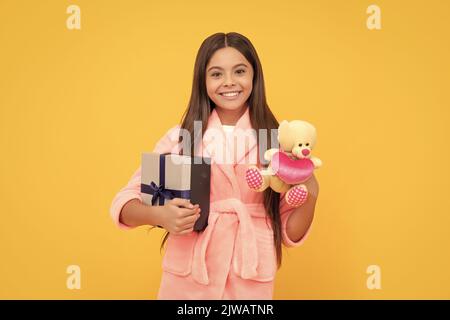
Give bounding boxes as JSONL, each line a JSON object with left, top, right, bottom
{"left": 217, "top": 99, "right": 247, "bottom": 110}
{"left": 223, "top": 103, "right": 245, "bottom": 110}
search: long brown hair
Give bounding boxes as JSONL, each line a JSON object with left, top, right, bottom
{"left": 157, "top": 32, "right": 283, "bottom": 268}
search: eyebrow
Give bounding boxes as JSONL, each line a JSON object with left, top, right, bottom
{"left": 207, "top": 63, "right": 248, "bottom": 72}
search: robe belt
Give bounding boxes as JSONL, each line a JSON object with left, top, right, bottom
{"left": 191, "top": 199, "right": 266, "bottom": 285}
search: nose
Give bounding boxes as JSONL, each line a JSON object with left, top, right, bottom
{"left": 302, "top": 149, "right": 310, "bottom": 156}
{"left": 224, "top": 73, "right": 235, "bottom": 87}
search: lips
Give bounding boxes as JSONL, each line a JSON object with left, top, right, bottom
{"left": 219, "top": 91, "right": 242, "bottom": 99}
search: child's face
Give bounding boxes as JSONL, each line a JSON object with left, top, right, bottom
{"left": 206, "top": 47, "right": 254, "bottom": 113}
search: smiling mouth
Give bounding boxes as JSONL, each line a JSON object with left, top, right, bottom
{"left": 219, "top": 91, "right": 242, "bottom": 98}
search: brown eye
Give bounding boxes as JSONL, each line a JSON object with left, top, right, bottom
{"left": 298, "top": 143, "right": 302, "bottom": 147}
{"left": 306, "top": 143, "right": 309, "bottom": 146}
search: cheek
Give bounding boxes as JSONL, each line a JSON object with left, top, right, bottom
{"left": 242, "top": 80, "right": 253, "bottom": 100}
{"left": 240, "top": 75, "right": 253, "bottom": 93}
{"left": 245, "top": 82, "right": 253, "bottom": 93}
{"left": 244, "top": 77, "right": 252, "bottom": 88}
{"left": 206, "top": 79, "right": 219, "bottom": 96}
{"left": 206, "top": 80, "right": 224, "bottom": 105}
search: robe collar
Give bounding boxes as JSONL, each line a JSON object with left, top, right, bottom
{"left": 200, "top": 107, "right": 258, "bottom": 185}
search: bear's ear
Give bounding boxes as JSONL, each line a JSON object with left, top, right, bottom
{"left": 278, "top": 120, "right": 295, "bottom": 151}
{"left": 277, "top": 120, "right": 289, "bottom": 142}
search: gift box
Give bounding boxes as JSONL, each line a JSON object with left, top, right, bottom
{"left": 140, "top": 152, "right": 211, "bottom": 232}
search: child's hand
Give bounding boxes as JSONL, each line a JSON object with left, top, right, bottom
{"left": 161, "top": 198, "right": 201, "bottom": 235}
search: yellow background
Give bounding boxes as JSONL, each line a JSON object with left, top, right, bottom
{"left": 1, "top": 0, "right": 449, "bottom": 299}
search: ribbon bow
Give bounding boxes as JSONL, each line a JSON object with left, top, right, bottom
{"left": 148, "top": 181, "right": 175, "bottom": 205}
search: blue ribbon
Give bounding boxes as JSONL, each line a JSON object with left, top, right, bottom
{"left": 148, "top": 181, "right": 174, "bottom": 205}
{"left": 141, "top": 154, "right": 191, "bottom": 205}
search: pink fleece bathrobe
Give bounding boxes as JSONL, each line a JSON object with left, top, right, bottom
{"left": 110, "top": 107, "right": 311, "bottom": 299}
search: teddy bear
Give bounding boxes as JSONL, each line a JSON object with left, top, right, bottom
{"left": 245, "top": 120, "right": 322, "bottom": 207}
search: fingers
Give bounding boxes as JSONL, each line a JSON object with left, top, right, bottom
{"left": 172, "top": 200, "right": 200, "bottom": 218}
{"left": 179, "top": 210, "right": 201, "bottom": 227}
{"left": 174, "top": 209, "right": 201, "bottom": 235}
{"left": 167, "top": 198, "right": 202, "bottom": 235}
{"left": 179, "top": 205, "right": 201, "bottom": 218}
{"left": 174, "top": 216, "right": 200, "bottom": 235}
{"left": 169, "top": 198, "right": 198, "bottom": 210}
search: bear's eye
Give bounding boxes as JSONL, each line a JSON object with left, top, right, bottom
{"left": 298, "top": 143, "right": 302, "bottom": 147}
{"left": 306, "top": 143, "right": 309, "bottom": 146}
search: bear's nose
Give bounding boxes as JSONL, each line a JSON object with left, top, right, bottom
{"left": 302, "top": 149, "right": 310, "bottom": 156}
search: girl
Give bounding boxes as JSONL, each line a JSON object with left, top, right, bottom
{"left": 110, "top": 32, "right": 319, "bottom": 300}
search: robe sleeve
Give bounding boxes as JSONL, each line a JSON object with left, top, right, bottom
{"left": 109, "top": 125, "right": 181, "bottom": 229}
{"left": 279, "top": 191, "right": 312, "bottom": 248}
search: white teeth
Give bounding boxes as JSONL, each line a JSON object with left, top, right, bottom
{"left": 221, "top": 91, "right": 240, "bottom": 97}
